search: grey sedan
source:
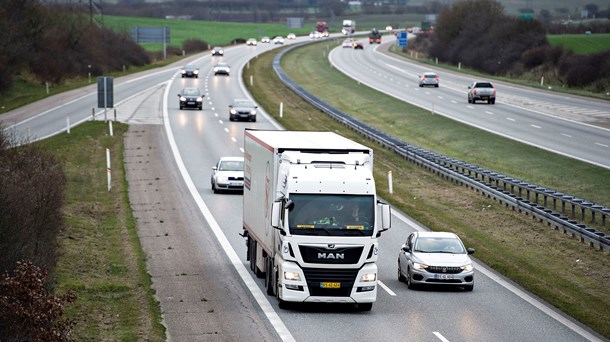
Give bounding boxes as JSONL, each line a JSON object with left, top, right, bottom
{"left": 398, "top": 231, "right": 475, "bottom": 291}
{"left": 229, "top": 99, "right": 258, "bottom": 122}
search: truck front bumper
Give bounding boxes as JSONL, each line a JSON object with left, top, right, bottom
{"left": 278, "top": 261, "right": 377, "bottom": 304}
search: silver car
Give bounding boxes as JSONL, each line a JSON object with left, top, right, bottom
{"left": 229, "top": 99, "right": 258, "bottom": 122}
{"left": 398, "top": 231, "right": 475, "bottom": 291}
{"left": 419, "top": 72, "right": 439, "bottom": 87}
{"left": 213, "top": 62, "right": 231, "bottom": 76}
{"left": 211, "top": 157, "right": 244, "bottom": 193}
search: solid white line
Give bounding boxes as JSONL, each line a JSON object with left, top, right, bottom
{"left": 377, "top": 280, "right": 396, "bottom": 296}
{"left": 433, "top": 332, "right": 450, "bottom": 342}
{"left": 163, "top": 74, "right": 295, "bottom": 342}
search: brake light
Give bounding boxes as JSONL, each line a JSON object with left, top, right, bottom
{"left": 473, "top": 89, "right": 477, "bottom": 95}
{"left": 422, "top": 76, "right": 426, "bottom": 80}
{"left": 493, "top": 89, "right": 497, "bottom": 94}
{"left": 435, "top": 76, "right": 439, "bottom": 81}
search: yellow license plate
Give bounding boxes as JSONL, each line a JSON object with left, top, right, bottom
{"left": 320, "top": 282, "right": 341, "bottom": 289}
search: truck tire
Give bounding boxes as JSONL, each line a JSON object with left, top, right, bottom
{"left": 358, "top": 303, "right": 373, "bottom": 311}
{"left": 278, "top": 297, "right": 289, "bottom": 310}
{"left": 265, "top": 257, "right": 275, "bottom": 295}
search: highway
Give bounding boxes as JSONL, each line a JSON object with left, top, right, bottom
{"left": 329, "top": 35, "right": 610, "bottom": 169}
{"left": 1, "top": 35, "right": 605, "bottom": 341}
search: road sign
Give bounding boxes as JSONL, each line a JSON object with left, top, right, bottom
{"left": 97, "top": 76, "right": 113, "bottom": 108}
{"left": 130, "top": 26, "right": 170, "bottom": 43}
{"left": 396, "top": 31, "right": 408, "bottom": 47}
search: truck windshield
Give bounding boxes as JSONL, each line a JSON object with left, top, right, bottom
{"left": 287, "top": 194, "right": 375, "bottom": 236}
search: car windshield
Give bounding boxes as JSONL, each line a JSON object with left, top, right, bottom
{"left": 233, "top": 100, "right": 254, "bottom": 107}
{"left": 219, "top": 160, "right": 244, "bottom": 171}
{"left": 182, "top": 88, "right": 200, "bottom": 96}
{"left": 217, "top": 63, "right": 228, "bottom": 67}
{"left": 183, "top": 65, "right": 196, "bottom": 70}
{"left": 414, "top": 237, "right": 466, "bottom": 254}
{"left": 287, "top": 194, "right": 375, "bottom": 236}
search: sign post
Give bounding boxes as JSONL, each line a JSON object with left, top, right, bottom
{"left": 97, "top": 76, "right": 114, "bottom": 122}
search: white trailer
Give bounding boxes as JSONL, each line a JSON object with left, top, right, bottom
{"left": 243, "top": 130, "right": 391, "bottom": 310}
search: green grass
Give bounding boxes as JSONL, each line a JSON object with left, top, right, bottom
{"left": 34, "top": 121, "right": 165, "bottom": 341}
{"left": 101, "top": 15, "right": 314, "bottom": 51}
{"left": 548, "top": 33, "right": 610, "bottom": 55}
{"left": 244, "top": 43, "right": 610, "bottom": 339}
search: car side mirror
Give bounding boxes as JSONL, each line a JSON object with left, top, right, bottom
{"left": 212, "top": 166, "right": 217, "bottom": 171}
{"left": 468, "top": 86, "right": 471, "bottom": 89}
{"left": 402, "top": 246, "right": 410, "bottom": 253}
{"left": 467, "top": 248, "right": 475, "bottom": 254}
{"left": 177, "top": 94, "right": 181, "bottom": 97}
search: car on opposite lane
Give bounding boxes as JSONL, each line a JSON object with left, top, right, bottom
{"left": 211, "top": 46, "right": 224, "bottom": 56}
{"left": 211, "top": 157, "right": 245, "bottom": 193}
{"left": 246, "top": 38, "right": 257, "bottom": 46}
{"left": 287, "top": 33, "right": 296, "bottom": 40}
{"left": 261, "top": 36, "right": 270, "bottom": 43}
{"left": 177, "top": 87, "right": 204, "bottom": 110}
{"left": 180, "top": 64, "right": 199, "bottom": 78}
{"left": 273, "top": 36, "right": 284, "bottom": 44}
{"left": 398, "top": 231, "right": 475, "bottom": 291}
{"left": 213, "top": 62, "right": 231, "bottom": 76}
{"left": 419, "top": 72, "right": 439, "bottom": 87}
{"left": 229, "top": 99, "right": 258, "bottom": 122}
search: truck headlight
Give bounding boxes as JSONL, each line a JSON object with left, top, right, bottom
{"left": 461, "top": 264, "right": 473, "bottom": 272}
{"left": 413, "top": 262, "right": 428, "bottom": 270}
{"left": 360, "top": 273, "right": 376, "bottom": 282}
{"left": 284, "top": 271, "right": 300, "bottom": 281}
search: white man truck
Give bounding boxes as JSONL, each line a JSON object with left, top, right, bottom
{"left": 342, "top": 19, "right": 356, "bottom": 35}
{"left": 243, "top": 130, "right": 391, "bottom": 311}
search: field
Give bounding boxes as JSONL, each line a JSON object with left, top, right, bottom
{"left": 548, "top": 33, "right": 610, "bottom": 54}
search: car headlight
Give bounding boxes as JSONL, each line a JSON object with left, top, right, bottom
{"left": 413, "top": 262, "right": 428, "bottom": 270}
{"left": 461, "top": 264, "right": 473, "bottom": 272}
{"left": 226, "top": 68, "right": 231, "bottom": 73}
{"left": 193, "top": 70, "right": 199, "bottom": 74}
{"left": 216, "top": 176, "right": 228, "bottom": 183}
{"left": 250, "top": 110, "right": 257, "bottom": 115}
{"left": 284, "top": 271, "right": 300, "bottom": 281}
{"left": 230, "top": 109, "right": 237, "bottom": 114}
{"left": 179, "top": 96, "right": 186, "bottom": 101}
{"left": 360, "top": 273, "right": 376, "bottom": 282}
{"left": 214, "top": 68, "right": 218, "bottom": 72}
{"left": 180, "top": 70, "right": 186, "bottom": 74}
{"left": 197, "top": 97, "right": 203, "bottom": 102}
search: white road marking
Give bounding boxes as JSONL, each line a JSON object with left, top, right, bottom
{"left": 377, "top": 280, "right": 396, "bottom": 296}
{"left": 531, "top": 124, "right": 541, "bottom": 129}
{"left": 485, "top": 111, "right": 493, "bottom": 115}
{"left": 561, "top": 133, "right": 572, "bottom": 138}
{"left": 433, "top": 332, "right": 450, "bottom": 342}
{"left": 595, "top": 142, "right": 608, "bottom": 148}
{"left": 467, "top": 105, "right": 474, "bottom": 109}
{"left": 437, "top": 96, "right": 443, "bottom": 99}
{"left": 506, "top": 117, "right": 516, "bottom": 122}
{"left": 224, "top": 127, "right": 229, "bottom": 133}
{"left": 231, "top": 137, "right": 237, "bottom": 143}
{"left": 163, "top": 76, "right": 296, "bottom": 342}
{"left": 451, "top": 100, "right": 457, "bottom": 104}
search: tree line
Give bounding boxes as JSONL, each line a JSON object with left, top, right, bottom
{"left": 417, "top": 0, "right": 610, "bottom": 92}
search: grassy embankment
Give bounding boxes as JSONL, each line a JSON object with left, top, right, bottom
{"left": 243, "top": 41, "right": 610, "bottom": 339}
{"left": 548, "top": 33, "right": 610, "bottom": 55}
{"left": 35, "top": 122, "right": 165, "bottom": 340}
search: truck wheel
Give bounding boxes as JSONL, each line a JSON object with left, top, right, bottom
{"left": 358, "top": 303, "right": 373, "bottom": 311}
{"left": 278, "top": 298, "right": 289, "bottom": 310}
{"left": 265, "top": 257, "right": 274, "bottom": 295}
{"left": 249, "top": 239, "right": 256, "bottom": 272}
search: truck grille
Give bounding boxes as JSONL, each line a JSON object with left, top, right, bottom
{"left": 302, "top": 268, "right": 358, "bottom": 297}
{"left": 299, "top": 245, "right": 363, "bottom": 264}
{"left": 426, "top": 266, "right": 462, "bottom": 274}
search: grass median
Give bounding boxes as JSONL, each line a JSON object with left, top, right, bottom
{"left": 243, "top": 42, "right": 610, "bottom": 339}
{"left": 35, "top": 121, "right": 165, "bottom": 341}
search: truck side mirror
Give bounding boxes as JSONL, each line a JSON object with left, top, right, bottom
{"left": 378, "top": 201, "right": 391, "bottom": 231}
{"left": 271, "top": 201, "right": 281, "bottom": 228}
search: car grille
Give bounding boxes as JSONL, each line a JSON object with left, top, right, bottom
{"left": 299, "top": 245, "right": 363, "bottom": 264}
{"left": 303, "top": 268, "right": 358, "bottom": 297}
{"left": 426, "top": 266, "right": 463, "bottom": 274}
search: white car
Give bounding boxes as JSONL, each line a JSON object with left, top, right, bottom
{"left": 211, "top": 157, "right": 244, "bottom": 193}
{"left": 398, "top": 231, "right": 475, "bottom": 291}
{"left": 273, "top": 36, "right": 284, "bottom": 44}
{"left": 213, "top": 62, "right": 230, "bottom": 76}
{"left": 287, "top": 33, "right": 296, "bottom": 40}
{"left": 246, "top": 38, "right": 257, "bottom": 46}
{"left": 261, "top": 36, "right": 270, "bottom": 43}
{"left": 385, "top": 25, "right": 393, "bottom": 31}
{"left": 342, "top": 39, "right": 354, "bottom": 48}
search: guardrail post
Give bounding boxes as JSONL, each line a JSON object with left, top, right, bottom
{"left": 66, "top": 116, "right": 70, "bottom": 134}
{"left": 280, "top": 102, "right": 283, "bottom": 118}
{"left": 388, "top": 171, "right": 393, "bottom": 194}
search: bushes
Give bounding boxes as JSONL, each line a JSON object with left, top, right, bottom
{"left": 182, "top": 38, "right": 209, "bottom": 54}
{"left": 0, "top": 261, "right": 76, "bottom": 341}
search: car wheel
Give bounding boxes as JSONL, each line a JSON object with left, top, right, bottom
{"left": 251, "top": 116, "right": 257, "bottom": 122}
{"left": 406, "top": 268, "right": 416, "bottom": 289}
{"left": 472, "top": 98, "right": 476, "bottom": 104}
{"left": 467, "top": 97, "right": 471, "bottom": 103}
{"left": 419, "top": 84, "right": 423, "bottom": 87}
{"left": 491, "top": 99, "right": 496, "bottom": 104}
{"left": 398, "top": 262, "right": 406, "bottom": 282}
{"left": 435, "top": 84, "right": 439, "bottom": 88}
{"left": 179, "top": 105, "right": 183, "bottom": 110}
{"left": 212, "top": 182, "right": 219, "bottom": 194}
{"left": 229, "top": 115, "right": 235, "bottom": 121}
{"left": 464, "top": 284, "right": 474, "bottom": 292}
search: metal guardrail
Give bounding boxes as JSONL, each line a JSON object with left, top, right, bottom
{"left": 272, "top": 41, "right": 610, "bottom": 252}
